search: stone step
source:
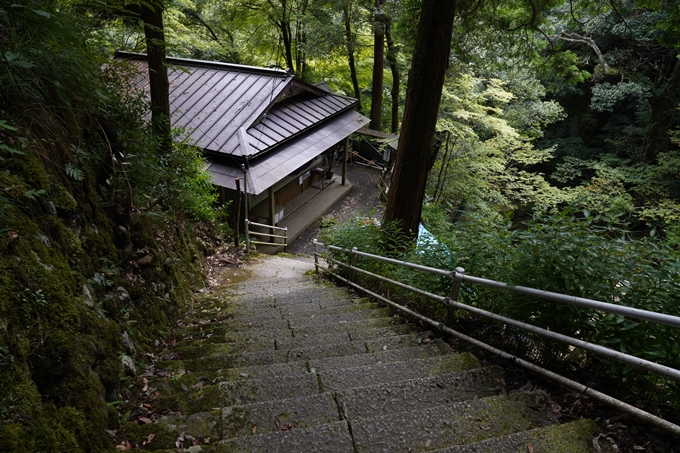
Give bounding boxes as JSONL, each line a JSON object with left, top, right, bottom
{"left": 275, "top": 331, "right": 352, "bottom": 350}
{"left": 215, "top": 316, "right": 290, "bottom": 332}
{"left": 319, "top": 352, "right": 480, "bottom": 392}
{"left": 337, "top": 366, "right": 504, "bottom": 419}
{"left": 215, "top": 420, "right": 354, "bottom": 453}
{"left": 350, "top": 391, "right": 553, "bottom": 453}
{"left": 216, "top": 371, "right": 320, "bottom": 406}
{"left": 289, "top": 315, "right": 406, "bottom": 335}
{"left": 158, "top": 336, "right": 415, "bottom": 372}
{"left": 178, "top": 301, "right": 375, "bottom": 331}
{"left": 175, "top": 323, "right": 424, "bottom": 359}
{"left": 235, "top": 286, "right": 348, "bottom": 302}
{"left": 217, "top": 360, "right": 310, "bottom": 381}
{"left": 346, "top": 323, "right": 420, "bottom": 340}
{"left": 364, "top": 331, "right": 436, "bottom": 353}
{"left": 220, "top": 392, "right": 339, "bottom": 439}
{"left": 433, "top": 417, "right": 600, "bottom": 453}
{"left": 285, "top": 306, "right": 392, "bottom": 327}
{"left": 215, "top": 342, "right": 455, "bottom": 382}
{"left": 278, "top": 300, "right": 379, "bottom": 316}
{"left": 192, "top": 320, "right": 415, "bottom": 349}
{"left": 308, "top": 342, "right": 455, "bottom": 372}
{"left": 210, "top": 306, "right": 391, "bottom": 333}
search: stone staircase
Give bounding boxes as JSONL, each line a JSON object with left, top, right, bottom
{"left": 145, "top": 255, "right": 600, "bottom": 452}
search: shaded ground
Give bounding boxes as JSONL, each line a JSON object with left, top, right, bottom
{"left": 287, "top": 163, "right": 384, "bottom": 255}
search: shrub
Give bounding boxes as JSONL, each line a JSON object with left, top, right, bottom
{"left": 320, "top": 209, "right": 680, "bottom": 406}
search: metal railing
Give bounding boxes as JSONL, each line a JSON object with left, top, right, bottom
{"left": 312, "top": 240, "right": 680, "bottom": 436}
{"left": 245, "top": 220, "right": 287, "bottom": 251}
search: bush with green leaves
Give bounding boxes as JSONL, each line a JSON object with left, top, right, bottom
{"left": 321, "top": 209, "right": 680, "bottom": 406}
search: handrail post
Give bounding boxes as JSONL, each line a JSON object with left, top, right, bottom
{"left": 313, "top": 240, "right": 319, "bottom": 274}
{"left": 446, "top": 267, "right": 465, "bottom": 327}
{"left": 283, "top": 227, "right": 288, "bottom": 252}
{"left": 350, "top": 247, "right": 358, "bottom": 282}
{"left": 245, "top": 219, "right": 251, "bottom": 253}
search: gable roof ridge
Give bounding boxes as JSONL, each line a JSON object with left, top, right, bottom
{"left": 115, "top": 50, "right": 291, "bottom": 78}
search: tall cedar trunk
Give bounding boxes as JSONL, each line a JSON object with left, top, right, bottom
{"left": 643, "top": 55, "right": 680, "bottom": 162}
{"left": 344, "top": 2, "right": 362, "bottom": 110}
{"left": 385, "top": 18, "right": 399, "bottom": 133}
{"left": 369, "top": 0, "right": 385, "bottom": 130}
{"left": 384, "top": 0, "right": 456, "bottom": 237}
{"left": 141, "top": 0, "right": 171, "bottom": 154}
{"left": 280, "top": 0, "right": 295, "bottom": 71}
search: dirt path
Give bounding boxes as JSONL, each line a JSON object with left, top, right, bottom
{"left": 287, "top": 163, "right": 384, "bottom": 256}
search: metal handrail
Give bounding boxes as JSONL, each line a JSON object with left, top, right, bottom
{"left": 324, "top": 244, "right": 680, "bottom": 328}
{"left": 313, "top": 240, "right": 680, "bottom": 436}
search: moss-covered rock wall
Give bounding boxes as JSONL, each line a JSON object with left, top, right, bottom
{"left": 0, "top": 135, "right": 214, "bottom": 452}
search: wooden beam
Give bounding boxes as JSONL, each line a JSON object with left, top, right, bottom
{"left": 268, "top": 186, "right": 276, "bottom": 243}
{"left": 342, "top": 136, "right": 349, "bottom": 186}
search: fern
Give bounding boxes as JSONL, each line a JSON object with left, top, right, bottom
{"left": 64, "top": 162, "right": 84, "bottom": 181}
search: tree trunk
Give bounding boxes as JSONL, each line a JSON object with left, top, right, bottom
{"left": 279, "top": 0, "right": 295, "bottom": 71}
{"left": 433, "top": 131, "right": 452, "bottom": 203}
{"left": 385, "top": 17, "right": 399, "bottom": 133}
{"left": 384, "top": 0, "right": 456, "bottom": 238}
{"left": 141, "top": 0, "right": 171, "bottom": 154}
{"left": 369, "top": 0, "right": 385, "bottom": 130}
{"left": 643, "top": 54, "right": 680, "bottom": 162}
{"left": 343, "top": 2, "right": 362, "bottom": 110}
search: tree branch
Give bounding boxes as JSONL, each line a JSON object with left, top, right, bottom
{"left": 557, "top": 31, "right": 610, "bottom": 73}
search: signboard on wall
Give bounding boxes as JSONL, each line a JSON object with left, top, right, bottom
{"left": 298, "top": 170, "right": 311, "bottom": 185}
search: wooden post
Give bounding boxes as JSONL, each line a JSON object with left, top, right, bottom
{"left": 350, "top": 246, "right": 358, "bottom": 281}
{"left": 342, "top": 136, "right": 349, "bottom": 186}
{"left": 313, "top": 239, "right": 319, "bottom": 274}
{"left": 268, "top": 186, "right": 276, "bottom": 243}
{"left": 446, "top": 267, "right": 465, "bottom": 327}
{"left": 234, "top": 178, "right": 241, "bottom": 247}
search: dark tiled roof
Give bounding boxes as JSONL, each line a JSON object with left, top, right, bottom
{"left": 116, "top": 52, "right": 356, "bottom": 159}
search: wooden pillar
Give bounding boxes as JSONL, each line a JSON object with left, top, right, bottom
{"left": 234, "top": 178, "right": 241, "bottom": 247}
{"left": 268, "top": 186, "right": 276, "bottom": 243}
{"left": 342, "top": 136, "right": 349, "bottom": 186}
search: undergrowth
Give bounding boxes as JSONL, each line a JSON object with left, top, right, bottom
{"left": 320, "top": 210, "right": 680, "bottom": 419}
{"left": 0, "top": 2, "right": 231, "bottom": 451}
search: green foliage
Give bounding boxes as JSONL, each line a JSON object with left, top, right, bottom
{"left": 323, "top": 209, "right": 680, "bottom": 406}
{"left": 427, "top": 72, "right": 567, "bottom": 222}
{"left": 0, "top": 3, "right": 230, "bottom": 452}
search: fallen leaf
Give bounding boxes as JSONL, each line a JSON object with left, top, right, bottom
{"left": 7, "top": 231, "right": 18, "bottom": 240}
{"left": 304, "top": 333, "right": 308, "bottom": 337}
{"left": 125, "top": 439, "right": 132, "bottom": 450}
{"left": 528, "top": 442, "right": 534, "bottom": 453}
{"left": 633, "top": 447, "right": 645, "bottom": 451}
{"left": 247, "top": 322, "right": 253, "bottom": 328}
{"left": 425, "top": 439, "right": 431, "bottom": 447}
{"left": 204, "top": 437, "right": 211, "bottom": 444}
{"left": 382, "top": 345, "right": 387, "bottom": 351}
{"left": 252, "top": 426, "right": 257, "bottom": 434}
{"left": 142, "top": 433, "right": 155, "bottom": 445}
{"left": 275, "top": 418, "right": 281, "bottom": 430}
{"left": 138, "top": 417, "right": 152, "bottom": 424}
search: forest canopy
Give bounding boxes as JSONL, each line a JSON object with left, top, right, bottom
{"left": 2, "top": 1, "right": 680, "bottom": 449}
{"left": 82, "top": 0, "right": 680, "bottom": 234}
